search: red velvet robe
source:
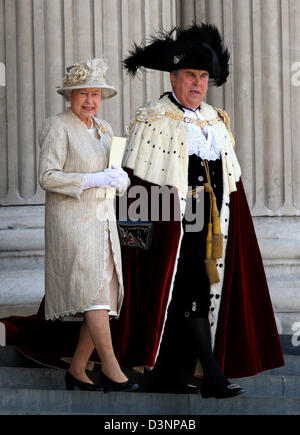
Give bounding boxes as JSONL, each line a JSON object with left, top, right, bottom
{"left": 0, "top": 175, "right": 284, "bottom": 378}
{"left": 110, "top": 174, "right": 284, "bottom": 378}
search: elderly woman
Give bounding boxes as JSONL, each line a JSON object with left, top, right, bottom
{"left": 38, "top": 58, "right": 138, "bottom": 392}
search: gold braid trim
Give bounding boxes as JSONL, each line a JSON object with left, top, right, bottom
{"left": 165, "top": 111, "right": 221, "bottom": 130}
{"left": 216, "top": 108, "right": 235, "bottom": 147}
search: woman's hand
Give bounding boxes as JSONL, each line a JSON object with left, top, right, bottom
{"left": 104, "top": 166, "right": 129, "bottom": 192}
{"left": 83, "top": 171, "right": 113, "bottom": 189}
{"left": 83, "top": 166, "right": 129, "bottom": 192}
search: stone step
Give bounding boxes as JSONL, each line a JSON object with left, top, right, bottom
{"left": 1, "top": 366, "right": 300, "bottom": 398}
{"left": 0, "top": 412, "right": 97, "bottom": 415}
{"left": 0, "top": 367, "right": 66, "bottom": 390}
{"left": 0, "top": 269, "right": 44, "bottom": 310}
{"left": 0, "top": 346, "right": 45, "bottom": 368}
{"left": 234, "top": 374, "right": 300, "bottom": 398}
{"left": 0, "top": 346, "right": 299, "bottom": 377}
{"left": 260, "top": 354, "right": 300, "bottom": 376}
{"left": 3, "top": 346, "right": 299, "bottom": 374}
{"left": 1, "top": 387, "right": 300, "bottom": 415}
{"left": 0, "top": 411, "right": 97, "bottom": 415}
{"left": 0, "top": 348, "right": 300, "bottom": 415}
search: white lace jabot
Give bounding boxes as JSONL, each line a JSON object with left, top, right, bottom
{"left": 172, "top": 93, "right": 224, "bottom": 161}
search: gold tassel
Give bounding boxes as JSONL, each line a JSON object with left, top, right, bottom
{"left": 206, "top": 222, "right": 213, "bottom": 259}
{"left": 212, "top": 234, "right": 223, "bottom": 259}
{"left": 205, "top": 222, "right": 220, "bottom": 284}
{"left": 212, "top": 195, "right": 223, "bottom": 259}
{"left": 203, "top": 161, "right": 220, "bottom": 283}
{"left": 205, "top": 259, "right": 220, "bottom": 284}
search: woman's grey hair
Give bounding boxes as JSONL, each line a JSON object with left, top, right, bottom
{"left": 64, "top": 89, "right": 72, "bottom": 101}
{"left": 60, "top": 89, "right": 72, "bottom": 105}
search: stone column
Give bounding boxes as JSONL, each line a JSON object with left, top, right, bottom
{"left": 0, "top": 62, "right": 4, "bottom": 86}
{"left": 0, "top": 0, "right": 6, "bottom": 200}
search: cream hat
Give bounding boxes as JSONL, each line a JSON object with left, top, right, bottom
{"left": 57, "top": 58, "right": 117, "bottom": 99}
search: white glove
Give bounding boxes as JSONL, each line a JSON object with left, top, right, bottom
{"left": 104, "top": 165, "right": 129, "bottom": 192}
{"left": 83, "top": 171, "right": 113, "bottom": 190}
{"left": 83, "top": 166, "right": 128, "bottom": 192}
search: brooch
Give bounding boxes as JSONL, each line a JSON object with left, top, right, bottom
{"left": 99, "top": 123, "right": 107, "bottom": 134}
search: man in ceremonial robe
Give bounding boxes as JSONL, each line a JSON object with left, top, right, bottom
{"left": 110, "top": 23, "right": 284, "bottom": 397}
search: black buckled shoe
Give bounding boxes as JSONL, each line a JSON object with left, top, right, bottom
{"left": 201, "top": 380, "right": 245, "bottom": 399}
{"left": 65, "top": 371, "right": 103, "bottom": 391}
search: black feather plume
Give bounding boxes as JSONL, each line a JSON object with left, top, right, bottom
{"left": 123, "top": 23, "right": 230, "bottom": 87}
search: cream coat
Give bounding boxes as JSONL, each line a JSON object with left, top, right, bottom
{"left": 39, "top": 108, "right": 124, "bottom": 320}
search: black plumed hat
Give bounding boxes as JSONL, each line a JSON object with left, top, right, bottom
{"left": 123, "top": 22, "right": 230, "bottom": 87}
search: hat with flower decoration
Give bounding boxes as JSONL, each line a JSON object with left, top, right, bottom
{"left": 57, "top": 58, "right": 117, "bottom": 99}
{"left": 123, "top": 22, "right": 230, "bottom": 87}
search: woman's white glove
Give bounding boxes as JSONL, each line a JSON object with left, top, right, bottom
{"left": 83, "top": 166, "right": 128, "bottom": 192}
{"left": 83, "top": 171, "right": 113, "bottom": 190}
{"left": 104, "top": 165, "right": 129, "bottom": 192}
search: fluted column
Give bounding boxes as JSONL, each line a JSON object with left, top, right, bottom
{"left": 120, "top": 0, "right": 177, "bottom": 132}
{"left": 44, "top": 0, "right": 64, "bottom": 118}
{"left": 290, "top": 0, "right": 300, "bottom": 211}
{"left": 0, "top": 0, "right": 6, "bottom": 199}
{"left": 261, "top": 0, "right": 283, "bottom": 213}
{"left": 17, "top": 0, "right": 36, "bottom": 200}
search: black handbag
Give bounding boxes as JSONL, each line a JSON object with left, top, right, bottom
{"left": 117, "top": 220, "right": 154, "bottom": 250}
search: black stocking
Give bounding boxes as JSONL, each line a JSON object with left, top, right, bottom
{"left": 185, "top": 317, "right": 230, "bottom": 389}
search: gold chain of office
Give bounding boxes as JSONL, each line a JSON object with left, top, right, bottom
{"left": 165, "top": 111, "right": 222, "bottom": 129}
